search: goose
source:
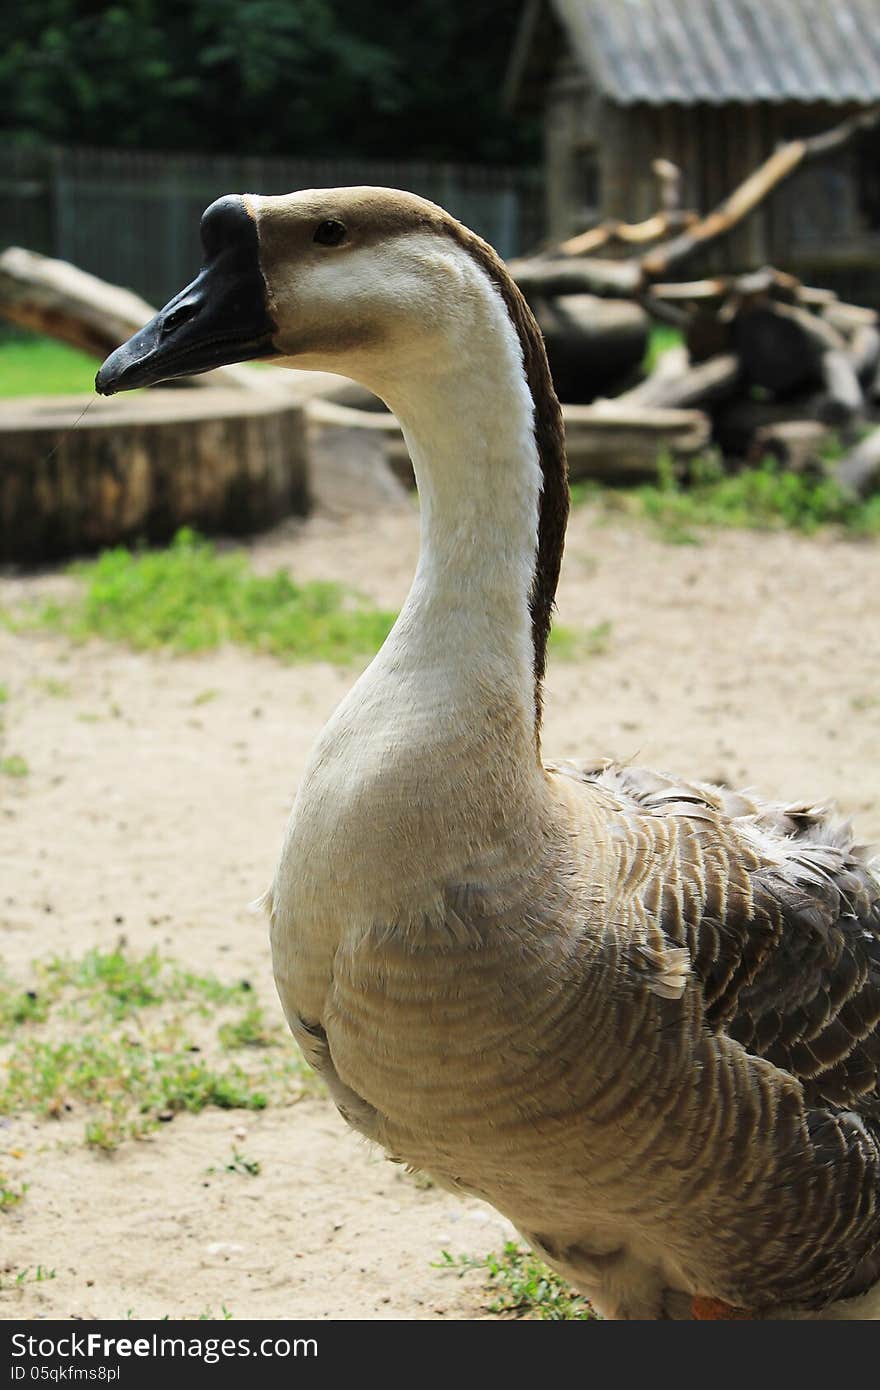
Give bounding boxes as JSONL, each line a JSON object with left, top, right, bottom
{"left": 96, "top": 187, "right": 880, "bottom": 1320}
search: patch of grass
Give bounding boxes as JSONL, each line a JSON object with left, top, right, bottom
{"left": 0, "top": 684, "right": 7, "bottom": 703}
{"left": 35, "top": 678, "right": 71, "bottom": 698}
{"left": 208, "top": 1149, "right": 262, "bottom": 1178}
{"left": 0, "top": 332, "right": 103, "bottom": 398}
{"left": 0, "top": 1266, "right": 55, "bottom": 1291}
{"left": 0, "top": 755, "right": 29, "bottom": 778}
{"left": 643, "top": 325, "right": 683, "bottom": 374}
{"left": 437, "top": 1242, "right": 595, "bottom": 1320}
{"left": 549, "top": 618, "right": 612, "bottom": 660}
{"left": 11, "top": 529, "right": 396, "bottom": 665}
{"left": 0, "top": 1175, "right": 29, "bottom": 1212}
{"left": 0, "top": 946, "right": 315, "bottom": 1151}
{"left": 572, "top": 454, "right": 880, "bottom": 543}
{"left": 218, "top": 1003, "right": 278, "bottom": 1050}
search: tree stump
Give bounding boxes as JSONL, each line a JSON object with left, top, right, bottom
{"left": 0, "top": 389, "right": 309, "bottom": 564}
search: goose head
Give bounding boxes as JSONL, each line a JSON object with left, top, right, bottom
{"left": 96, "top": 187, "right": 568, "bottom": 723}
{"left": 96, "top": 186, "right": 529, "bottom": 399}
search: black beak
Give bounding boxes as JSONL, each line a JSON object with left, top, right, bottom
{"left": 95, "top": 196, "right": 279, "bottom": 395}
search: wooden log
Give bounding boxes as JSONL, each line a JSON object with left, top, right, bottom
{"left": 819, "top": 349, "right": 864, "bottom": 423}
{"left": 712, "top": 393, "right": 828, "bottom": 459}
{"left": 0, "top": 389, "right": 309, "bottom": 563}
{"left": 0, "top": 246, "right": 266, "bottom": 391}
{"left": 509, "top": 255, "right": 644, "bottom": 299}
{"left": 822, "top": 300, "right": 880, "bottom": 336}
{"left": 615, "top": 352, "right": 741, "bottom": 410}
{"left": 747, "top": 420, "right": 830, "bottom": 473}
{"left": 836, "top": 427, "right": 880, "bottom": 498}
{"left": 563, "top": 403, "right": 710, "bottom": 481}
{"left": 531, "top": 295, "right": 649, "bottom": 403}
{"left": 557, "top": 210, "right": 696, "bottom": 258}
{"left": 848, "top": 324, "right": 880, "bottom": 383}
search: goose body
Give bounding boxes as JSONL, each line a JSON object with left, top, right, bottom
{"left": 97, "top": 188, "right": 880, "bottom": 1319}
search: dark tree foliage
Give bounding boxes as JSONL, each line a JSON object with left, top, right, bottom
{"left": 1, "top": 1, "right": 536, "bottom": 163}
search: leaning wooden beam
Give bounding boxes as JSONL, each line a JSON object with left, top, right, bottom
{"left": 558, "top": 211, "right": 697, "bottom": 258}
{"left": 642, "top": 105, "right": 880, "bottom": 278}
{"left": 614, "top": 353, "right": 741, "bottom": 410}
{"left": 0, "top": 246, "right": 267, "bottom": 391}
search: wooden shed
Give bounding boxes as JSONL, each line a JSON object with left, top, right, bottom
{"left": 505, "top": 0, "right": 880, "bottom": 297}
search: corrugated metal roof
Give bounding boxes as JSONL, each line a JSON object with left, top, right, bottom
{"left": 552, "top": 0, "right": 880, "bottom": 104}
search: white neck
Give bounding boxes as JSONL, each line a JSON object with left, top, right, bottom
{"left": 371, "top": 279, "right": 543, "bottom": 741}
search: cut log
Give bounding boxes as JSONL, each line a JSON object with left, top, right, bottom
{"left": 615, "top": 352, "right": 741, "bottom": 410}
{"left": 848, "top": 324, "right": 880, "bottom": 383}
{"left": 712, "top": 394, "right": 828, "bottom": 458}
{"left": 531, "top": 295, "right": 649, "bottom": 402}
{"left": 564, "top": 403, "right": 710, "bottom": 481}
{"left": 821, "top": 300, "right": 879, "bottom": 336}
{"left": 747, "top": 420, "right": 830, "bottom": 473}
{"left": 509, "top": 256, "right": 643, "bottom": 299}
{"left": 0, "top": 246, "right": 268, "bottom": 391}
{"left": 0, "top": 389, "right": 309, "bottom": 564}
{"left": 836, "top": 427, "right": 880, "bottom": 498}
{"left": 819, "top": 348, "right": 864, "bottom": 424}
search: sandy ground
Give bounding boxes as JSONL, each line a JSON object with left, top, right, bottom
{"left": 0, "top": 496, "right": 878, "bottom": 1320}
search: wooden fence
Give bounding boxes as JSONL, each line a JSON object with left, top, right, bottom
{"left": 0, "top": 145, "right": 544, "bottom": 307}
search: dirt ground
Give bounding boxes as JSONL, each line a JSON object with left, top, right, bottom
{"left": 1, "top": 495, "right": 878, "bottom": 1320}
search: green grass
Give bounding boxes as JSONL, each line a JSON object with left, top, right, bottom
{"left": 4, "top": 528, "right": 608, "bottom": 667}
{"left": 437, "top": 1242, "right": 595, "bottom": 1320}
{"left": 9, "top": 528, "right": 397, "bottom": 664}
{"left": 572, "top": 454, "right": 880, "bottom": 545}
{"left": 0, "top": 946, "right": 316, "bottom": 1151}
{"left": 0, "top": 755, "right": 29, "bottom": 778}
{"left": 643, "top": 325, "right": 683, "bottom": 373}
{"left": 0, "top": 334, "right": 100, "bottom": 398}
{"left": 0, "top": 1175, "right": 29, "bottom": 1212}
{"left": 0, "top": 1266, "right": 55, "bottom": 1290}
{"left": 548, "top": 618, "right": 612, "bottom": 660}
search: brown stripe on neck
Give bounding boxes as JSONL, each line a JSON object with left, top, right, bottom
{"left": 440, "top": 220, "right": 569, "bottom": 746}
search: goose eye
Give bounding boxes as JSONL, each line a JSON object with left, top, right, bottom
{"left": 313, "top": 219, "right": 347, "bottom": 247}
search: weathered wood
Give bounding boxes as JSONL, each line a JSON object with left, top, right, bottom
{"left": 509, "top": 255, "right": 643, "bottom": 299}
{"left": 836, "top": 427, "right": 880, "bottom": 498}
{"left": 615, "top": 352, "right": 741, "bottom": 410}
{"left": 642, "top": 105, "right": 880, "bottom": 278}
{"left": 712, "top": 394, "right": 828, "bottom": 458}
{"left": 848, "top": 324, "right": 880, "bottom": 383}
{"left": 557, "top": 209, "right": 696, "bottom": 257}
{"left": 0, "top": 246, "right": 266, "bottom": 391}
{"left": 531, "top": 295, "right": 648, "bottom": 402}
{"left": 747, "top": 420, "right": 830, "bottom": 473}
{"left": 0, "top": 389, "right": 309, "bottom": 563}
{"left": 822, "top": 301, "right": 880, "bottom": 336}
{"left": 563, "top": 402, "right": 710, "bottom": 480}
{"left": 819, "top": 349, "right": 864, "bottom": 423}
